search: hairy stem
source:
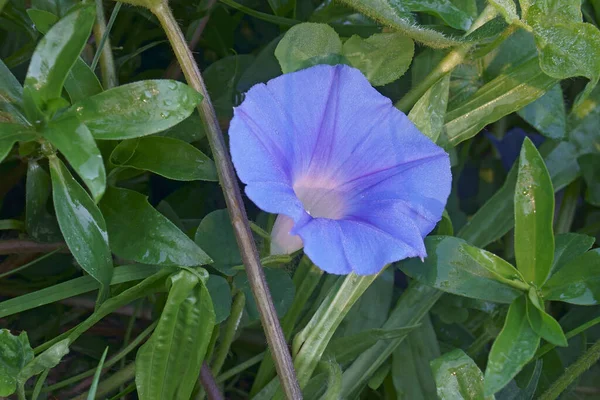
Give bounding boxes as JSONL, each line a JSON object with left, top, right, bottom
{"left": 151, "top": 2, "right": 301, "bottom": 398}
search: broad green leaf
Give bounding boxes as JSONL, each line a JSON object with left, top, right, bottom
{"left": 31, "top": 0, "right": 78, "bottom": 17}
{"left": 43, "top": 115, "right": 106, "bottom": 202}
{"left": 25, "top": 160, "right": 61, "bottom": 241}
{"left": 17, "top": 339, "right": 69, "bottom": 387}
{"left": 206, "top": 275, "right": 232, "bottom": 324}
{"left": 87, "top": 346, "right": 108, "bottom": 400}
{"left": 431, "top": 349, "right": 493, "bottom": 400}
{"left": 484, "top": 296, "right": 540, "bottom": 396}
{"left": 391, "top": 316, "right": 439, "bottom": 400}
{"left": 445, "top": 58, "right": 557, "bottom": 146}
{"left": 550, "top": 233, "right": 595, "bottom": 275}
{"left": 0, "top": 265, "right": 162, "bottom": 318}
{"left": 400, "top": 236, "right": 525, "bottom": 303}
{"left": 49, "top": 156, "right": 113, "bottom": 303}
{"left": 234, "top": 268, "right": 295, "bottom": 320}
{"left": 327, "top": 326, "right": 418, "bottom": 365}
{"left": 525, "top": 288, "right": 567, "bottom": 346}
{"left": 158, "top": 113, "right": 205, "bottom": 143}
{"left": 67, "top": 80, "right": 202, "bottom": 140}
{"left": 0, "top": 330, "right": 33, "bottom": 397}
{"left": 135, "top": 270, "right": 215, "bottom": 400}
{"left": 23, "top": 5, "right": 95, "bottom": 119}
{"left": 99, "top": 186, "right": 211, "bottom": 267}
{"left": 336, "top": 0, "right": 465, "bottom": 48}
{"left": 0, "top": 123, "right": 36, "bottom": 163}
{"left": 517, "top": 84, "right": 566, "bottom": 139}
{"left": 402, "top": 0, "right": 473, "bottom": 30}
{"left": 194, "top": 209, "right": 241, "bottom": 275}
{"left": 110, "top": 136, "right": 216, "bottom": 182}
{"left": 342, "top": 32, "right": 414, "bottom": 86}
{"left": 408, "top": 75, "right": 450, "bottom": 143}
{"left": 275, "top": 23, "right": 343, "bottom": 74}
{"left": 543, "top": 249, "right": 600, "bottom": 305}
{"left": 514, "top": 138, "right": 555, "bottom": 287}
{"left": 489, "top": 0, "right": 519, "bottom": 23}
{"left": 579, "top": 153, "right": 600, "bottom": 206}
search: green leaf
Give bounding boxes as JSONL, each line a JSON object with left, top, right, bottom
{"left": 445, "top": 58, "right": 557, "bottom": 146}
{"left": 87, "top": 346, "right": 108, "bottom": 400}
{"left": 0, "top": 123, "right": 36, "bottom": 163}
{"left": 18, "top": 339, "right": 70, "bottom": 387}
{"left": 25, "top": 160, "right": 61, "bottom": 241}
{"left": 484, "top": 296, "right": 540, "bottom": 396}
{"left": 204, "top": 55, "right": 255, "bottom": 119}
{"left": 275, "top": 22, "right": 343, "bottom": 74}
{"left": 543, "top": 249, "right": 600, "bottom": 305}
{"left": 234, "top": 268, "right": 295, "bottom": 320}
{"left": 67, "top": 80, "right": 202, "bottom": 140}
{"left": 550, "top": 233, "right": 595, "bottom": 275}
{"left": 402, "top": 0, "right": 473, "bottom": 30}
{"left": 49, "top": 156, "right": 113, "bottom": 303}
{"left": 517, "top": 84, "right": 566, "bottom": 139}
{"left": 342, "top": 32, "right": 414, "bottom": 86}
{"left": 579, "top": 153, "right": 600, "bottom": 206}
{"left": 23, "top": 5, "right": 95, "bottom": 118}
{"left": 194, "top": 209, "right": 242, "bottom": 276}
{"left": 26, "top": 8, "right": 59, "bottom": 34}
{"left": 64, "top": 58, "right": 103, "bottom": 103}
{"left": 400, "top": 236, "right": 525, "bottom": 303}
{"left": 336, "top": 0, "right": 465, "bottom": 48}
{"left": 0, "top": 330, "right": 33, "bottom": 397}
{"left": 135, "top": 270, "right": 215, "bottom": 400}
{"left": 0, "top": 265, "right": 162, "bottom": 318}
{"left": 43, "top": 115, "right": 106, "bottom": 201}
{"left": 206, "top": 274, "right": 232, "bottom": 324}
{"left": 99, "top": 186, "right": 211, "bottom": 267}
{"left": 431, "top": 348, "right": 493, "bottom": 400}
{"left": 327, "top": 326, "right": 418, "bottom": 365}
{"left": 408, "top": 74, "right": 450, "bottom": 143}
{"left": 525, "top": 288, "right": 567, "bottom": 346}
{"left": 110, "top": 136, "right": 216, "bottom": 182}
{"left": 0, "top": 59, "right": 27, "bottom": 124}
{"left": 514, "top": 138, "right": 555, "bottom": 287}
{"left": 489, "top": 0, "right": 519, "bottom": 23}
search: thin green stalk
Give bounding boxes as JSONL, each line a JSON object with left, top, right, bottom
{"left": 0, "top": 248, "right": 62, "bottom": 279}
{"left": 216, "top": 352, "right": 265, "bottom": 383}
{"left": 555, "top": 179, "right": 581, "bottom": 234}
{"left": 252, "top": 257, "right": 323, "bottom": 395}
{"left": 39, "top": 321, "right": 157, "bottom": 393}
{"left": 466, "top": 329, "right": 494, "bottom": 357}
{"left": 93, "top": 0, "right": 119, "bottom": 88}
{"left": 31, "top": 369, "right": 49, "bottom": 400}
{"left": 71, "top": 362, "right": 136, "bottom": 400}
{"left": 395, "top": 4, "right": 498, "bottom": 112}
{"left": 211, "top": 291, "right": 246, "bottom": 376}
{"left": 340, "top": 283, "right": 442, "bottom": 396}
{"left": 107, "top": 383, "right": 136, "bottom": 400}
{"left": 535, "top": 315, "right": 600, "bottom": 360}
{"left": 539, "top": 338, "right": 600, "bottom": 400}
{"left": 151, "top": 2, "right": 301, "bottom": 398}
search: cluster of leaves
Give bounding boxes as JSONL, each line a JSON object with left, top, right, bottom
{"left": 1, "top": 0, "right": 600, "bottom": 399}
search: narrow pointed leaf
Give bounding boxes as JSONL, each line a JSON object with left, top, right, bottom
{"left": 543, "top": 249, "right": 600, "bottom": 305}
{"left": 0, "top": 59, "right": 27, "bottom": 124}
{"left": 514, "top": 138, "right": 555, "bottom": 287}
{"left": 25, "top": 160, "right": 61, "bottom": 241}
{"left": 110, "top": 136, "right": 216, "bottom": 181}
{"left": 99, "top": 187, "right": 211, "bottom": 266}
{"left": 525, "top": 288, "right": 567, "bottom": 346}
{"left": 49, "top": 156, "right": 113, "bottom": 302}
{"left": 23, "top": 5, "right": 95, "bottom": 117}
{"left": 484, "top": 296, "right": 540, "bottom": 396}
{"left": 87, "top": 346, "right": 108, "bottom": 400}
{"left": 43, "top": 115, "right": 106, "bottom": 202}
{"left": 517, "top": 84, "right": 566, "bottom": 140}
{"left": 408, "top": 74, "right": 450, "bottom": 143}
{"left": 66, "top": 80, "right": 202, "bottom": 140}
{"left": 0, "top": 123, "right": 36, "bottom": 163}
{"left": 550, "top": 233, "right": 595, "bottom": 275}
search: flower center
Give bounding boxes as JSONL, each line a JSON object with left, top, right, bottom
{"left": 293, "top": 177, "right": 345, "bottom": 220}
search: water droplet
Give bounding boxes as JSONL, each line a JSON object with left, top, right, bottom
{"left": 76, "top": 106, "right": 84, "bottom": 113}
{"left": 163, "top": 99, "right": 173, "bottom": 106}
{"left": 160, "top": 112, "right": 170, "bottom": 119}
{"left": 168, "top": 81, "right": 178, "bottom": 90}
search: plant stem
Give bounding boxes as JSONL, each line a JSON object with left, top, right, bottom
{"left": 200, "top": 362, "right": 225, "bottom": 400}
{"left": 211, "top": 291, "right": 246, "bottom": 376}
{"left": 93, "top": 0, "right": 119, "bottom": 88}
{"left": 539, "top": 338, "right": 600, "bottom": 400}
{"left": 71, "top": 362, "right": 136, "bottom": 400}
{"left": 152, "top": 2, "right": 301, "bottom": 398}
{"left": 0, "top": 240, "right": 66, "bottom": 255}
{"left": 216, "top": 352, "right": 265, "bottom": 383}
{"left": 395, "top": 4, "right": 498, "bottom": 113}
{"left": 0, "top": 248, "right": 62, "bottom": 279}
{"left": 555, "top": 178, "right": 580, "bottom": 234}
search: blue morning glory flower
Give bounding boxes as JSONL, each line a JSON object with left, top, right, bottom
{"left": 229, "top": 64, "right": 451, "bottom": 275}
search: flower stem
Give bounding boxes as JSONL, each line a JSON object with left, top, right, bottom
{"left": 151, "top": 3, "right": 301, "bottom": 398}
{"left": 93, "top": 0, "right": 119, "bottom": 88}
{"left": 539, "top": 338, "right": 600, "bottom": 400}
{"left": 395, "top": 4, "right": 498, "bottom": 113}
